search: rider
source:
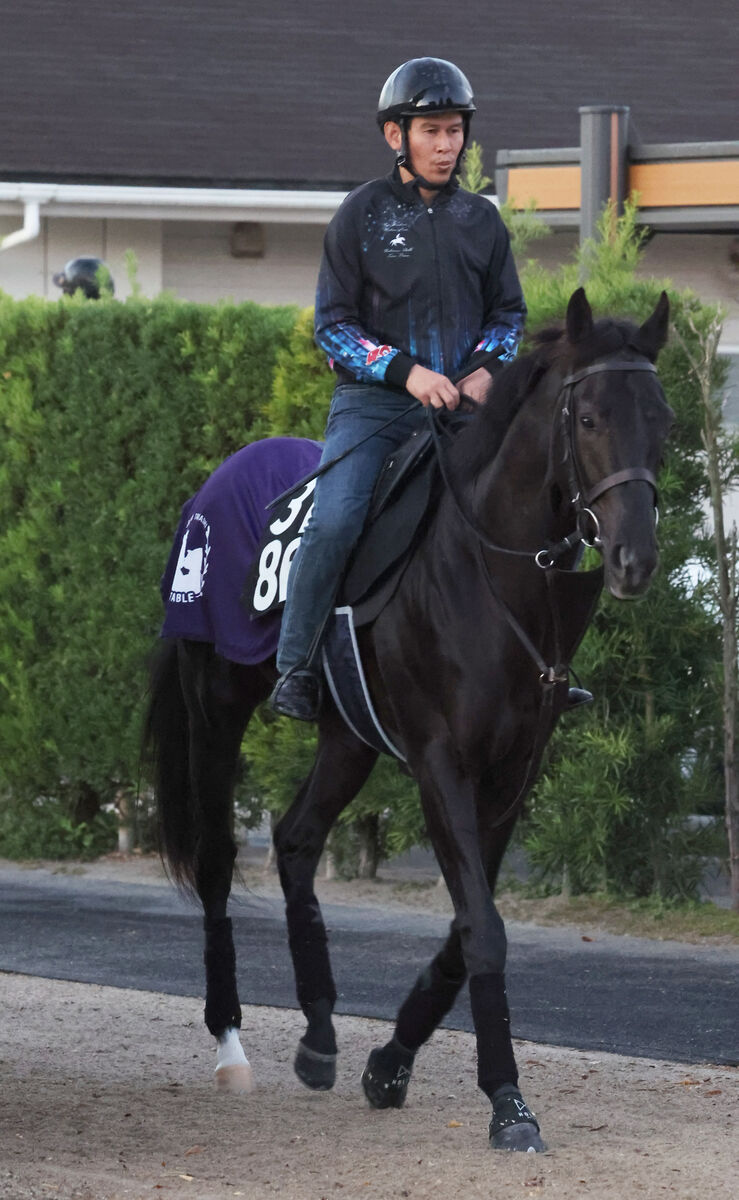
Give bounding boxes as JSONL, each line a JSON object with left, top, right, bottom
{"left": 270, "top": 57, "right": 527, "bottom": 721}
{"left": 52, "top": 256, "right": 115, "bottom": 299}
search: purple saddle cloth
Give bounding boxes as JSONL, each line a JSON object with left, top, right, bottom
{"left": 160, "top": 437, "right": 322, "bottom": 664}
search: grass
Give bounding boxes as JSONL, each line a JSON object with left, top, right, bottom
{"left": 384, "top": 875, "right": 738, "bottom": 944}
{"left": 491, "top": 889, "right": 739, "bottom": 945}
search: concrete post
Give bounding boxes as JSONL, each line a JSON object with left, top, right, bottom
{"left": 579, "top": 105, "right": 630, "bottom": 246}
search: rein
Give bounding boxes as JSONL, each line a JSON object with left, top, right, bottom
{"left": 427, "top": 356, "right": 662, "bottom": 828}
{"left": 428, "top": 357, "right": 660, "bottom": 566}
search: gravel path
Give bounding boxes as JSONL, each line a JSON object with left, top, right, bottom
{"left": 1, "top": 974, "right": 736, "bottom": 1200}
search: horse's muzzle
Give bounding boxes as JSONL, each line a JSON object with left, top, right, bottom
{"left": 605, "top": 541, "right": 659, "bottom": 599}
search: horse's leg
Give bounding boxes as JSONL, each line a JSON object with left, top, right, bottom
{"left": 360, "top": 805, "right": 519, "bottom": 1111}
{"left": 473, "top": 803, "right": 546, "bottom": 1152}
{"left": 178, "top": 640, "right": 270, "bottom": 1092}
{"left": 365, "top": 741, "right": 544, "bottom": 1152}
{"left": 436, "top": 766, "right": 544, "bottom": 1152}
{"left": 273, "top": 708, "right": 378, "bottom": 1091}
{"left": 361, "top": 921, "right": 466, "bottom": 1108}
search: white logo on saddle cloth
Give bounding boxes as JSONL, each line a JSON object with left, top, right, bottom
{"left": 170, "top": 512, "right": 211, "bottom": 603}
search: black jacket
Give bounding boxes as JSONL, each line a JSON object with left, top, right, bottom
{"left": 314, "top": 167, "right": 526, "bottom": 389}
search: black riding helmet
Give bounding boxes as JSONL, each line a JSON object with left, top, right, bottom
{"left": 52, "top": 256, "right": 115, "bottom": 299}
{"left": 377, "top": 57, "right": 476, "bottom": 188}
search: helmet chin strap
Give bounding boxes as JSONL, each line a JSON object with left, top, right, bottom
{"left": 397, "top": 154, "right": 445, "bottom": 192}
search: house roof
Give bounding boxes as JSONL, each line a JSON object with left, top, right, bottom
{"left": 2, "top": 0, "right": 736, "bottom": 190}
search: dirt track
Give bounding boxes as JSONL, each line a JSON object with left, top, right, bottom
{"left": 0, "top": 971, "right": 736, "bottom": 1200}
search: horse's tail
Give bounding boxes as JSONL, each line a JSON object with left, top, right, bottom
{"left": 142, "top": 640, "right": 198, "bottom": 895}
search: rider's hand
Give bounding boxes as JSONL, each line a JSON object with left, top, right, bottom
{"left": 456, "top": 366, "right": 493, "bottom": 406}
{"left": 406, "top": 364, "right": 460, "bottom": 410}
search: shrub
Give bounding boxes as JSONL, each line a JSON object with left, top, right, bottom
{"left": 0, "top": 289, "right": 294, "bottom": 851}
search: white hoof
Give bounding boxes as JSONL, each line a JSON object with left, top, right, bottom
{"left": 215, "top": 1027, "right": 255, "bottom": 1093}
{"left": 215, "top": 1061, "right": 256, "bottom": 1093}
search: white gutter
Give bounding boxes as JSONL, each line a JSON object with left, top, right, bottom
{"left": 0, "top": 200, "right": 41, "bottom": 250}
{"left": 0, "top": 182, "right": 349, "bottom": 227}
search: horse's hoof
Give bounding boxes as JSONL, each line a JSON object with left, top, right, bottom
{"left": 489, "top": 1087, "right": 547, "bottom": 1152}
{"left": 214, "top": 1028, "right": 255, "bottom": 1093}
{"left": 361, "top": 1046, "right": 412, "bottom": 1109}
{"left": 215, "top": 1062, "right": 256, "bottom": 1094}
{"left": 294, "top": 1040, "right": 337, "bottom": 1091}
{"left": 490, "top": 1121, "right": 547, "bottom": 1152}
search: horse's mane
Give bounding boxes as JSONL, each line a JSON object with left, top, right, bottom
{"left": 452, "top": 316, "right": 643, "bottom": 478}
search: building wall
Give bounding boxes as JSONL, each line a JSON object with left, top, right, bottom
{"left": 0, "top": 215, "right": 324, "bottom": 307}
{"left": 161, "top": 220, "right": 325, "bottom": 306}
{"left": 0, "top": 216, "right": 164, "bottom": 300}
{"left": 518, "top": 229, "right": 739, "bottom": 344}
{"left": 1, "top": 216, "right": 737, "bottom": 345}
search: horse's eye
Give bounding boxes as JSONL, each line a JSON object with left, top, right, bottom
{"left": 580, "top": 415, "right": 595, "bottom": 430}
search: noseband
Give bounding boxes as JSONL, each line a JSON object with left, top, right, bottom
{"left": 560, "top": 359, "right": 660, "bottom": 549}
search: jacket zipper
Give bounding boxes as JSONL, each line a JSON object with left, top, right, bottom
{"left": 427, "top": 205, "right": 445, "bottom": 374}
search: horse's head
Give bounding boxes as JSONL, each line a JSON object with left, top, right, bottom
{"left": 561, "top": 288, "right": 674, "bottom": 598}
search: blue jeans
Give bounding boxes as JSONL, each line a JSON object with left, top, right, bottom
{"left": 277, "top": 383, "right": 426, "bottom": 674}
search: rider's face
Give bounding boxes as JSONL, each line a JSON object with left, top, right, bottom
{"left": 385, "top": 112, "right": 465, "bottom": 186}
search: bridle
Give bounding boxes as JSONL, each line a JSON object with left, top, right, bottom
{"left": 428, "top": 354, "right": 666, "bottom": 670}
{"left": 559, "top": 358, "right": 661, "bottom": 552}
{"left": 428, "top": 355, "right": 663, "bottom": 568}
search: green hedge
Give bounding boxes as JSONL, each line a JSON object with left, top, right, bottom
{"left": 0, "top": 290, "right": 298, "bottom": 841}
{"left": 0, "top": 208, "right": 729, "bottom": 891}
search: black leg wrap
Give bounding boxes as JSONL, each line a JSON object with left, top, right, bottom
{"left": 489, "top": 1084, "right": 547, "bottom": 1153}
{"left": 286, "top": 898, "right": 338, "bottom": 1014}
{"left": 361, "top": 1037, "right": 415, "bottom": 1109}
{"left": 395, "top": 957, "right": 466, "bottom": 1052}
{"left": 203, "top": 916, "right": 241, "bottom": 1037}
{"left": 468, "top": 972, "right": 519, "bottom": 1101}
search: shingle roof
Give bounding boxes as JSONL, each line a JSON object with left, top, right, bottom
{"left": 2, "top": 0, "right": 736, "bottom": 189}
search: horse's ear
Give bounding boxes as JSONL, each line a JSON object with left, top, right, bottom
{"left": 566, "top": 287, "right": 594, "bottom": 344}
{"left": 631, "top": 291, "right": 670, "bottom": 361}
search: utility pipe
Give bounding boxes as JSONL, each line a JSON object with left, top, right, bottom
{"left": 0, "top": 200, "right": 41, "bottom": 250}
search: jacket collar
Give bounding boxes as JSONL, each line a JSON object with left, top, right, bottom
{"left": 386, "top": 163, "right": 459, "bottom": 206}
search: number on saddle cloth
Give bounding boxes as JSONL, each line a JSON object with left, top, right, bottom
{"left": 246, "top": 477, "right": 318, "bottom": 616}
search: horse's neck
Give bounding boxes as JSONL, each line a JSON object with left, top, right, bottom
{"left": 463, "top": 377, "right": 562, "bottom": 549}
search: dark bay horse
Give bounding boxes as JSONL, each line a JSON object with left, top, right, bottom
{"left": 144, "top": 288, "right": 673, "bottom": 1152}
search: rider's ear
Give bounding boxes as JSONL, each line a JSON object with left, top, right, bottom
{"left": 384, "top": 121, "right": 403, "bottom": 152}
{"left": 566, "top": 288, "right": 594, "bottom": 344}
{"left": 631, "top": 291, "right": 670, "bottom": 361}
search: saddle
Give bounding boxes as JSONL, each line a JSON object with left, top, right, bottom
{"left": 244, "top": 417, "right": 463, "bottom": 626}
{"left": 345, "top": 410, "right": 475, "bottom": 624}
{"left": 340, "top": 426, "right": 439, "bottom": 625}
{"left": 242, "top": 417, "right": 467, "bottom": 760}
